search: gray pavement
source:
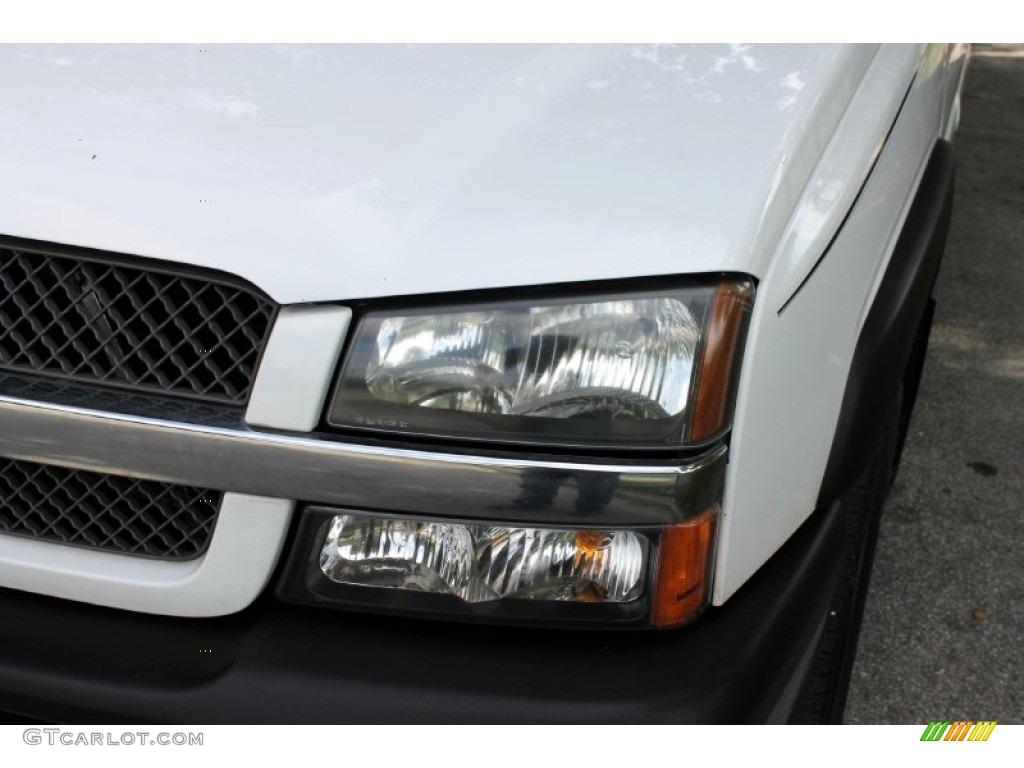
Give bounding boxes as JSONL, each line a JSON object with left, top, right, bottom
{"left": 845, "top": 50, "right": 1024, "bottom": 724}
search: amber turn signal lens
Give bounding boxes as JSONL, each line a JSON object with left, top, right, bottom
{"left": 690, "top": 280, "right": 754, "bottom": 441}
{"left": 652, "top": 505, "right": 719, "bottom": 627}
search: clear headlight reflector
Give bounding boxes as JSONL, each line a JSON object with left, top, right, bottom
{"left": 329, "top": 279, "right": 753, "bottom": 447}
{"left": 280, "top": 506, "right": 719, "bottom": 629}
{"left": 319, "top": 513, "right": 648, "bottom": 604}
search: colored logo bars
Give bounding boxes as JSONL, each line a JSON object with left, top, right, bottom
{"left": 920, "top": 721, "right": 997, "bottom": 741}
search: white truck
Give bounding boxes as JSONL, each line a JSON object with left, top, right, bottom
{"left": 0, "top": 43, "right": 968, "bottom": 723}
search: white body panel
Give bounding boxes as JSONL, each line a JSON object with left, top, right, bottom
{"left": 246, "top": 305, "right": 351, "bottom": 431}
{"left": 0, "top": 44, "right": 873, "bottom": 302}
{"left": 717, "top": 44, "right": 968, "bottom": 600}
{"left": 0, "top": 494, "right": 292, "bottom": 616}
{"left": 0, "top": 44, "right": 968, "bottom": 613}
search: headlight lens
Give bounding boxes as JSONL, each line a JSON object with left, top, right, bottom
{"left": 328, "top": 279, "right": 753, "bottom": 447}
{"left": 319, "top": 513, "right": 648, "bottom": 604}
{"left": 279, "top": 506, "right": 720, "bottom": 628}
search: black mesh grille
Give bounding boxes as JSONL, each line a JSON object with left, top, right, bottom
{"left": 0, "top": 245, "right": 275, "bottom": 404}
{"left": 0, "top": 459, "right": 219, "bottom": 560}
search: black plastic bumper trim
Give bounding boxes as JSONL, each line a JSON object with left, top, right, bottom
{"left": 0, "top": 498, "right": 845, "bottom": 724}
{"left": 818, "top": 139, "right": 955, "bottom": 505}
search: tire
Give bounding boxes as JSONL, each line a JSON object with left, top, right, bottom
{"left": 788, "top": 393, "right": 902, "bottom": 724}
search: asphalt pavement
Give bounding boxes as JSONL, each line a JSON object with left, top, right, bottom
{"left": 845, "top": 49, "right": 1024, "bottom": 724}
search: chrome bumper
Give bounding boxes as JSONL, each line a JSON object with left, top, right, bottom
{"left": 0, "top": 393, "right": 726, "bottom": 527}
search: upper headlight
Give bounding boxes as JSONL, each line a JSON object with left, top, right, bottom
{"left": 328, "top": 278, "right": 753, "bottom": 448}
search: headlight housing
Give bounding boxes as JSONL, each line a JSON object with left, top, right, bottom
{"left": 327, "top": 277, "right": 753, "bottom": 449}
{"left": 281, "top": 275, "right": 751, "bottom": 629}
{"left": 279, "top": 505, "right": 720, "bottom": 629}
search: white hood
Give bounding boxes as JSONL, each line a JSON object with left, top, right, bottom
{"left": 0, "top": 44, "right": 874, "bottom": 303}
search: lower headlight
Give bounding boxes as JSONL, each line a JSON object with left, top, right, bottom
{"left": 320, "top": 513, "right": 648, "bottom": 603}
{"left": 279, "top": 506, "right": 718, "bottom": 629}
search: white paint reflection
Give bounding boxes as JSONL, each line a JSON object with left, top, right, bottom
{"left": 187, "top": 91, "right": 259, "bottom": 118}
